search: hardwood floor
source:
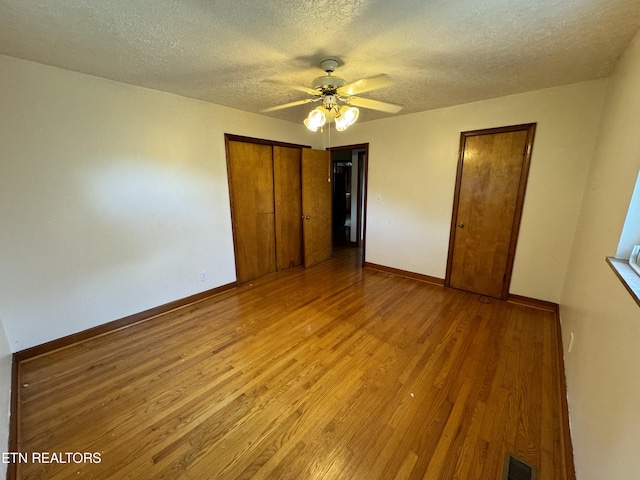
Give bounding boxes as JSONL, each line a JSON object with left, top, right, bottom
{"left": 13, "top": 248, "right": 568, "bottom": 479}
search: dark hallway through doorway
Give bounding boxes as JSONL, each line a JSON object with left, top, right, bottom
{"left": 330, "top": 145, "right": 367, "bottom": 253}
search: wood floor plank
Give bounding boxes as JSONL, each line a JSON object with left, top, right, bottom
{"left": 13, "top": 248, "right": 569, "bottom": 479}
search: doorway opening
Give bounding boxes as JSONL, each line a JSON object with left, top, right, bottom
{"left": 329, "top": 144, "right": 368, "bottom": 265}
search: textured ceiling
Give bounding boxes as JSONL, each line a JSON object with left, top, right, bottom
{"left": 1, "top": 0, "right": 640, "bottom": 124}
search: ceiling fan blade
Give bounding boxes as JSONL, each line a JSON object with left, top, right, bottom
{"left": 263, "top": 80, "right": 319, "bottom": 96}
{"left": 337, "top": 74, "right": 393, "bottom": 96}
{"left": 261, "top": 98, "right": 317, "bottom": 113}
{"left": 348, "top": 96, "right": 403, "bottom": 114}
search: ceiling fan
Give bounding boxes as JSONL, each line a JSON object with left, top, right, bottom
{"left": 262, "top": 59, "right": 403, "bottom": 131}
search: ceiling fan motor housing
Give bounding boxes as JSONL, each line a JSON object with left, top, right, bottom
{"left": 311, "top": 76, "right": 347, "bottom": 93}
{"left": 312, "top": 58, "right": 346, "bottom": 93}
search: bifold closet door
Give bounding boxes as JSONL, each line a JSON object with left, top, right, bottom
{"left": 227, "top": 140, "right": 276, "bottom": 283}
{"left": 302, "top": 148, "right": 332, "bottom": 268}
{"left": 273, "top": 146, "right": 303, "bottom": 270}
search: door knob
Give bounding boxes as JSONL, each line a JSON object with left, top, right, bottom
{"left": 458, "top": 223, "right": 464, "bottom": 228}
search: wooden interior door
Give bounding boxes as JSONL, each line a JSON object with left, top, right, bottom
{"left": 273, "top": 146, "right": 303, "bottom": 270}
{"left": 301, "top": 148, "right": 332, "bottom": 268}
{"left": 227, "top": 140, "right": 277, "bottom": 283}
{"left": 446, "top": 124, "right": 536, "bottom": 299}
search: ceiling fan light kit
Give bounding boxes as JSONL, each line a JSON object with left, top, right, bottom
{"left": 303, "top": 107, "right": 327, "bottom": 132}
{"left": 334, "top": 105, "right": 359, "bottom": 131}
{"left": 263, "top": 58, "right": 403, "bottom": 132}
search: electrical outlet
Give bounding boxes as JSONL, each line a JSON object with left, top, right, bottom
{"left": 200, "top": 270, "right": 207, "bottom": 282}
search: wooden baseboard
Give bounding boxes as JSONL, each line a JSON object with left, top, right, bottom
{"left": 364, "top": 262, "right": 445, "bottom": 286}
{"left": 14, "top": 282, "right": 236, "bottom": 363}
{"left": 363, "top": 266, "right": 560, "bottom": 315}
{"left": 554, "top": 312, "right": 577, "bottom": 480}
{"left": 8, "top": 355, "right": 19, "bottom": 480}
{"left": 507, "top": 294, "right": 559, "bottom": 313}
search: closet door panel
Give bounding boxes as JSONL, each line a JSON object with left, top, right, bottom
{"left": 227, "top": 141, "right": 277, "bottom": 283}
{"left": 302, "top": 148, "right": 332, "bottom": 268}
{"left": 273, "top": 146, "right": 303, "bottom": 270}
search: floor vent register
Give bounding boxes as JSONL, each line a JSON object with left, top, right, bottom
{"left": 502, "top": 453, "right": 537, "bottom": 480}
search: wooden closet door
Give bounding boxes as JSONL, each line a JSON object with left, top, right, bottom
{"left": 301, "top": 148, "right": 332, "bottom": 268}
{"left": 273, "top": 146, "right": 303, "bottom": 270}
{"left": 227, "top": 140, "right": 276, "bottom": 283}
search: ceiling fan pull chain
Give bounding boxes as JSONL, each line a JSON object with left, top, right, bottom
{"left": 329, "top": 123, "right": 332, "bottom": 181}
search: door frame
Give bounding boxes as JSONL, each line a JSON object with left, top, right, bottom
{"left": 444, "top": 123, "right": 536, "bottom": 299}
{"left": 356, "top": 151, "right": 366, "bottom": 248}
{"left": 328, "top": 143, "right": 369, "bottom": 267}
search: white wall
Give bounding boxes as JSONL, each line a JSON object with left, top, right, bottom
{"left": 560, "top": 30, "right": 640, "bottom": 480}
{"left": 336, "top": 80, "right": 607, "bottom": 302}
{"left": 0, "top": 54, "right": 322, "bottom": 351}
{"left": 0, "top": 315, "right": 11, "bottom": 480}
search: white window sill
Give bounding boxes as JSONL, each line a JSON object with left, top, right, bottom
{"left": 607, "top": 257, "right": 640, "bottom": 307}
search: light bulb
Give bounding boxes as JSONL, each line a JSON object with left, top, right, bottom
{"left": 341, "top": 106, "right": 359, "bottom": 126}
{"left": 304, "top": 117, "right": 318, "bottom": 132}
{"left": 335, "top": 115, "right": 348, "bottom": 131}
{"left": 308, "top": 108, "right": 326, "bottom": 128}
